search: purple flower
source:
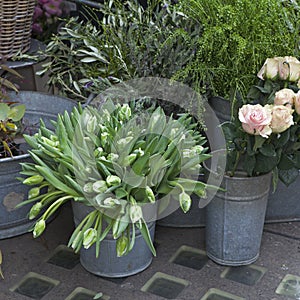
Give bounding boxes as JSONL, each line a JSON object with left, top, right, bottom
{"left": 84, "top": 81, "right": 94, "bottom": 89}
{"left": 44, "top": 2, "right": 62, "bottom": 16}
{"left": 33, "top": 6, "right": 43, "bottom": 20}
{"left": 32, "top": 23, "right": 43, "bottom": 34}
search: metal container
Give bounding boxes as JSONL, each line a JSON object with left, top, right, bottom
{"left": 0, "top": 91, "right": 76, "bottom": 239}
{"left": 208, "top": 96, "right": 231, "bottom": 123}
{"left": 72, "top": 201, "right": 156, "bottom": 278}
{"left": 266, "top": 173, "right": 300, "bottom": 223}
{"left": 205, "top": 170, "right": 272, "bottom": 266}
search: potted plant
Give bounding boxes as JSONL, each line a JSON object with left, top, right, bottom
{"left": 245, "top": 56, "right": 300, "bottom": 222}
{"left": 204, "top": 56, "right": 300, "bottom": 266}
{"left": 0, "top": 63, "right": 76, "bottom": 240}
{"left": 17, "top": 98, "right": 214, "bottom": 277}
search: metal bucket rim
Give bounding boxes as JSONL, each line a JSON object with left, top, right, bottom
{"left": 0, "top": 152, "right": 30, "bottom": 163}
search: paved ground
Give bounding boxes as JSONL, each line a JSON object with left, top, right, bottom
{"left": 1, "top": 203, "right": 300, "bottom": 300}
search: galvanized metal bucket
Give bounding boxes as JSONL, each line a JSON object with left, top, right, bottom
{"left": 205, "top": 169, "right": 272, "bottom": 266}
{"left": 0, "top": 91, "right": 76, "bottom": 239}
{"left": 266, "top": 172, "right": 300, "bottom": 223}
{"left": 72, "top": 201, "right": 156, "bottom": 278}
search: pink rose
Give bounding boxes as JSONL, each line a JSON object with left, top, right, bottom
{"left": 274, "top": 88, "right": 296, "bottom": 108}
{"left": 239, "top": 104, "right": 272, "bottom": 138}
{"left": 270, "top": 105, "right": 294, "bottom": 133}
{"left": 294, "top": 91, "right": 300, "bottom": 114}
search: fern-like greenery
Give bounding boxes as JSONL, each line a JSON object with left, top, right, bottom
{"left": 174, "top": 0, "right": 300, "bottom": 101}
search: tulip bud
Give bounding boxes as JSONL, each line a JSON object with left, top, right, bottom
{"left": 134, "top": 148, "right": 144, "bottom": 156}
{"left": 50, "top": 135, "right": 58, "bottom": 142}
{"left": 116, "top": 235, "right": 129, "bottom": 257}
{"left": 83, "top": 182, "right": 94, "bottom": 193}
{"left": 106, "top": 175, "right": 121, "bottom": 186}
{"left": 92, "top": 180, "right": 108, "bottom": 193}
{"left": 119, "top": 104, "right": 131, "bottom": 121}
{"left": 179, "top": 192, "right": 191, "bottom": 213}
{"left": 83, "top": 228, "right": 97, "bottom": 249}
{"left": 101, "top": 132, "right": 109, "bottom": 145}
{"left": 195, "top": 188, "right": 207, "bottom": 198}
{"left": 103, "top": 197, "right": 120, "bottom": 207}
{"left": 146, "top": 186, "right": 155, "bottom": 203}
{"left": 28, "top": 187, "right": 40, "bottom": 199}
{"left": 71, "top": 231, "right": 83, "bottom": 250}
{"left": 41, "top": 137, "right": 59, "bottom": 147}
{"left": 23, "top": 175, "right": 44, "bottom": 185}
{"left": 192, "top": 145, "right": 204, "bottom": 155}
{"left": 117, "top": 136, "right": 133, "bottom": 148}
{"left": 107, "top": 153, "right": 119, "bottom": 161}
{"left": 87, "top": 116, "right": 97, "bottom": 133}
{"left": 29, "top": 202, "right": 42, "bottom": 220}
{"left": 33, "top": 219, "right": 46, "bottom": 238}
{"left": 183, "top": 149, "right": 192, "bottom": 158}
{"left": 123, "top": 153, "right": 137, "bottom": 166}
{"left": 129, "top": 204, "right": 143, "bottom": 223}
{"left": 94, "top": 147, "right": 104, "bottom": 157}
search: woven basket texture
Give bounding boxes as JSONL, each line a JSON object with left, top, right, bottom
{"left": 0, "top": 0, "right": 35, "bottom": 58}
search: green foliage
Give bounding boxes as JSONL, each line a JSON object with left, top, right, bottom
{"left": 0, "top": 65, "right": 25, "bottom": 157}
{"left": 35, "top": 0, "right": 200, "bottom": 101}
{"left": 18, "top": 100, "right": 212, "bottom": 257}
{"left": 175, "top": 0, "right": 300, "bottom": 100}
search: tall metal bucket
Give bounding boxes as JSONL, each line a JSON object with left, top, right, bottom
{"left": 205, "top": 170, "right": 271, "bottom": 266}
{"left": 0, "top": 91, "right": 76, "bottom": 239}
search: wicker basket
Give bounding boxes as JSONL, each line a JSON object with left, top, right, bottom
{"left": 0, "top": 0, "right": 36, "bottom": 59}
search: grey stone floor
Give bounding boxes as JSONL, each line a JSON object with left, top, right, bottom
{"left": 1, "top": 203, "right": 300, "bottom": 300}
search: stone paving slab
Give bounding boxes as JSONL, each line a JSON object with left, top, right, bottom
{"left": 1, "top": 203, "right": 300, "bottom": 300}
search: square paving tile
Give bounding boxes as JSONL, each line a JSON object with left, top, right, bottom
{"left": 169, "top": 245, "right": 208, "bottom": 270}
{"left": 221, "top": 265, "right": 266, "bottom": 286}
{"left": 276, "top": 274, "right": 300, "bottom": 298}
{"left": 201, "top": 288, "right": 245, "bottom": 300}
{"left": 65, "top": 287, "right": 110, "bottom": 300}
{"left": 47, "top": 245, "right": 80, "bottom": 269}
{"left": 141, "top": 272, "right": 189, "bottom": 299}
{"left": 10, "top": 272, "right": 59, "bottom": 299}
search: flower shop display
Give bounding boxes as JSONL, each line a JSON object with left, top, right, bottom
{"left": 205, "top": 56, "right": 300, "bottom": 266}
{"left": 17, "top": 99, "right": 213, "bottom": 277}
